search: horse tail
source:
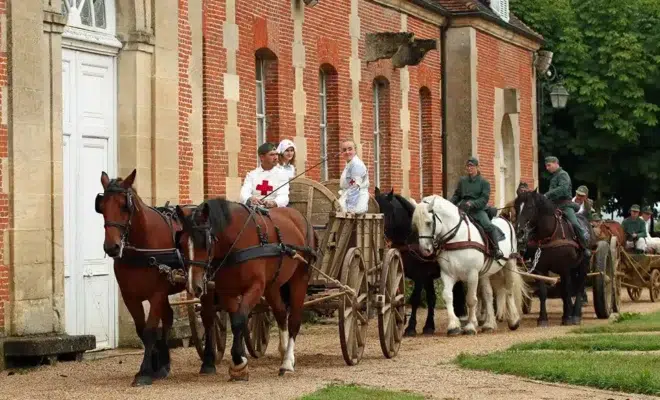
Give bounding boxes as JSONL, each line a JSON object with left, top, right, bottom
{"left": 499, "top": 258, "right": 530, "bottom": 323}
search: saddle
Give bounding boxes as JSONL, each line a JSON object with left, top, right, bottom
{"left": 456, "top": 211, "right": 500, "bottom": 259}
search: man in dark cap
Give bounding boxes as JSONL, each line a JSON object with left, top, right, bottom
{"left": 500, "top": 181, "right": 530, "bottom": 224}
{"left": 239, "top": 142, "right": 289, "bottom": 208}
{"left": 573, "top": 185, "right": 593, "bottom": 219}
{"left": 544, "top": 156, "right": 591, "bottom": 257}
{"left": 450, "top": 156, "right": 506, "bottom": 258}
{"left": 622, "top": 204, "right": 647, "bottom": 253}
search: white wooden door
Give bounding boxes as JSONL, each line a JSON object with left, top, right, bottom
{"left": 62, "top": 49, "right": 117, "bottom": 350}
{"left": 498, "top": 141, "right": 506, "bottom": 208}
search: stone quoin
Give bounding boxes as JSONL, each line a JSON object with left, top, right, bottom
{"left": 0, "top": 0, "right": 541, "bottom": 357}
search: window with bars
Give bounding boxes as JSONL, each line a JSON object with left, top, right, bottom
{"left": 373, "top": 81, "right": 383, "bottom": 188}
{"left": 490, "top": 0, "right": 510, "bottom": 22}
{"left": 62, "top": 0, "right": 108, "bottom": 30}
{"left": 418, "top": 93, "right": 424, "bottom": 197}
{"left": 256, "top": 57, "right": 267, "bottom": 164}
{"left": 319, "top": 70, "right": 329, "bottom": 181}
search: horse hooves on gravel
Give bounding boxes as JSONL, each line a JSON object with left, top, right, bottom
{"left": 199, "top": 364, "right": 217, "bottom": 375}
{"left": 404, "top": 329, "right": 417, "bottom": 337}
{"left": 508, "top": 320, "right": 521, "bottom": 331}
{"left": 537, "top": 320, "right": 549, "bottom": 328}
{"left": 561, "top": 318, "right": 572, "bottom": 326}
{"left": 447, "top": 327, "right": 462, "bottom": 336}
{"left": 228, "top": 360, "right": 249, "bottom": 382}
{"left": 152, "top": 366, "right": 170, "bottom": 380}
{"left": 571, "top": 317, "right": 582, "bottom": 326}
{"left": 131, "top": 374, "right": 153, "bottom": 387}
{"left": 422, "top": 327, "right": 435, "bottom": 336}
{"left": 481, "top": 327, "right": 495, "bottom": 334}
{"left": 463, "top": 329, "right": 477, "bottom": 336}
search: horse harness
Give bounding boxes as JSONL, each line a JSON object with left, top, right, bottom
{"left": 185, "top": 203, "right": 317, "bottom": 291}
{"left": 94, "top": 181, "right": 189, "bottom": 285}
{"left": 418, "top": 208, "right": 514, "bottom": 277}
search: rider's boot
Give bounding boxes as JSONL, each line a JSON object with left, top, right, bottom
{"left": 575, "top": 227, "right": 591, "bottom": 258}
{"left": 488, "top": 229, "right": 506, "bottom": 260}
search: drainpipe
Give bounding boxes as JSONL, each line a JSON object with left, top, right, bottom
{"left": 441, "top": 18, "right": 450, "bottom": 197}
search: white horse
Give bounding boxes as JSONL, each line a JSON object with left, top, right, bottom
{"left": 410, "top": 195, "right": 529, "bottom": 335}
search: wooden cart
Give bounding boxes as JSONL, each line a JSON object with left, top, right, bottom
{"left": 182, "top": 178, "right": 406, "bottom": 366}
{"left": 618, "top": 249, "right": 660, "bottom": 303}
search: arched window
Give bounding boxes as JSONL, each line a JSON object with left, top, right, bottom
{"left": 373, "top": 77, "right": 390, "bottom": 189}
{"left": 255, "top": 48, "right": 279, "bottom": 164}
{"left": 319, "top": 69, "right": 328, "bottom": 181}
{"left": 62, "top": 0, "right": 114, "bottom": 32}
{"left": 256, "top": 57, "right": 267, "bottom": 148}
{"left": 319, "top": 64, "right": 340, "bottom": 181}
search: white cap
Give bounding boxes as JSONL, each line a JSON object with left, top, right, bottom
{"left": 276, "top": 139, "right": 296, "bottom": 154}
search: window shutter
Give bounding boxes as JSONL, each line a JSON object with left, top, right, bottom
{"left": 501, "top": 0, "right": 510, "bottom": 22}
{"left": 490, "top": 0, "right": 502, "bottom": 18}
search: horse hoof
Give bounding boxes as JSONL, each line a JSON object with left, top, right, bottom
{"left": 561, "top": 319, "right": 571, "bottom": 326}
{"left": 537, "top": 320, "right": 549, "bottom": 328}
{"left": 152, "top": 366, "right": 170, "bottom": 380}
{"left": 131, "top": 375, "right": 153, "bottom": 387}
{"left": 508, "top": 320, "right": 521, "bottom": 331}
{"left": 422, "top": 327, "right": 435, "bottom": 336}
{"left": 463, "top": 329, "right": 477, "bottom": 336}
{"left": 200, "top": 364, "right": 216, "bottom": 375}
{"left": 404, "top": 329, "right": 417, "bottom": 337}
{"left": 228, "top": 358, "right": 249, "bottom": 382}
{"left": 571, "top": 317, "right": 582, "bottom": 326}
{"left": 447, "top": 328, "right": 462, "bottom": 337}
{"left": 481, "top": 327, "right": 495, "bottom": 334}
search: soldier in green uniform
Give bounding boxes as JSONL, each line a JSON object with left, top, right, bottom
{"left": 543, "top": 156, "right": 591, "bottom": 257}
{"left": 450, "top": 157, "right": 506, "bottom": 259}
{"left": 573, "top": 185, "right": 594, "bottom": 219}
{"left": 622, "top": 204, "right": 647, "bottom": 253}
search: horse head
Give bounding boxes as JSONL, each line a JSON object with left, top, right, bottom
{"left": 513, "top": 189, "right": 554, "bottom": 251}
{"left": 175, "top": 198, "right": 232, "bottom": 298}
{"left": 374, "top": 187, "right": 415, "bottom": 244}
{"left": 97, "top": 169, "right": 141, "bottom": 258}
{"left": 412, "top": 195, "right": 459, "bottom": 257}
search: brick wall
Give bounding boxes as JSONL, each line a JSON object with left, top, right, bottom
{"left": 476, "top": 31, "right": 535, "bottom": 205}
{"left": 178, "top": 0, "right": 193, "bottom": 203}
{"left": 0, "top": 0, "right": 7, "bottom": 335}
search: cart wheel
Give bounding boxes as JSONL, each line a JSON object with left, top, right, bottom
{"left": 592, "top": 241, "right": 613, "bottom": 319}
{"left": 627, "top": 287, "right": 642, "bottom": 302}
{"left": 338, "top": 247, "right": 369, "bottom": 366}
{"left": 244, "top": 305, "right": 272, "bottom": 358}
{"left": 378, "top": 249, "right": 406, "bottom": 359}
{"left": 186, "top": 292, "right": 228, "bottom": 364}
{"left": 610, "top": 237, "right": 622, "bottom": 313}
{"left": 649, "top": 269, "right": 660, "bottom": 303}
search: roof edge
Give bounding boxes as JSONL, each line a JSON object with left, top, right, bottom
{"left": 451, "top": 10, "right": 544, "bottom": 44}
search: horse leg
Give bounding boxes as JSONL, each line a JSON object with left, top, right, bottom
{"left": 463, "top": 272, "right": 480, "bottom": 335}
{"left": 152, "top": 300, "right": 173, "bottom": 379}
{"left": 441, "top": 274, "right": 461, "bottom": 336}
{"left": 279, "top": 264, "right": 310, "bottom": 375}
{"left": 263, "top": 283, "right": 290, "bottom": 361}
{"left": 123, "top": 298, "right": 149, "bottom": 385}
{"left": 453, "top": 281, "right": 467, "bottom": 321}
{"left": 422, "top": 278, "right": 436, "bottom": 335}
{"left": 132, "top": 295, "right": 163, "bottom": 386}
{"left": 199, "top": 293, "right": 217, "bottom": 375}
{"left": 228, "top": 282, "right": 264, "bottom": 381}
{"left": 479, "top": 276, "right": 496, "bottom": 333}
{"left": 404, "top": 278, "right": 423, "bottom": 337}
{"left": 572, "top": 258, "right": 588, "bottom": 325}
{"left": 503, "top": 259, "right": 523, "bottom": 331}
{"left": 560, "top": 271, "right": 574, "bottom": 326}
{"left": 537, "top": 279, "right": 549, "bottom": 327}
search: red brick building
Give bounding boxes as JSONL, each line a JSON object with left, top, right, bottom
{"left": 0, "top": 0, "right": 541, "bottom": 352}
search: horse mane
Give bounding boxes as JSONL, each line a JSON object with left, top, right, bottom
{"left": 202, "top": 197, "right": 233, "bottom": 235}
{"left": 518, "top": 191, "right": 556, "bottom": 216}
{"left": 393, "top": 193, "right": 416, "bottom": 216}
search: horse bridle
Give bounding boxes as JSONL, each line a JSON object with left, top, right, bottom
{"left": 94, "top": 185, "right": 135, "bottom": 259}
{"left": 417, "top": 204, "right": 466, "bottom": 253}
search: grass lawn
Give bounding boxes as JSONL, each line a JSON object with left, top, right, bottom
{"left": 456, "top": 351, "right": 660, "bottom": 396}
{"left": 573, "top": 311, "right": 660, "bottom": 334}
{"left": 300, "top": 384, "right": 425, "bottom": 400}
{"left": 510, "top": 333, "right": 660, "bottom": 352}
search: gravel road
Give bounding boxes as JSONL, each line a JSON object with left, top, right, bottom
{"left": 1, "top": 293, "right": 658, "bottom": 400}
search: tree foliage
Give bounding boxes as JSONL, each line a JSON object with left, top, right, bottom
{"left": 510, "top": 0, "right": 660, "bottom": 214}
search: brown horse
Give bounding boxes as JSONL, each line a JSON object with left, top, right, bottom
{"left": 96, "top": 169, "right": 192, "bottom": 386}
{"left": 593, "top": 219, "right": 626, "bottom": 246}
{"left": 175, "top": 198, "right": 316, "bottom": 380}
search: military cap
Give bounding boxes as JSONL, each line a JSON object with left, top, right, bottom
{"left": 544, "top": 156, "right": 559, "bottom": 164}
{"left": 575, "top": 185, "right": 589, "bottom": 196}
{"left": 630, "top": 204, "right": 641, "bottom": 212}
{"left": 258, "top": 142, "right": 277, "bottom": 155}
{"left": 466, "top": 157, "right": 479, "bottom": 166}
{"left": 642, "top": 205, "right": 653, "bottom": 214}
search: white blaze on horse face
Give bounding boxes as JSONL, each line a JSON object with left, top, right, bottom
{"left": 519, "top": 202, "right": 525, "bottom": 217}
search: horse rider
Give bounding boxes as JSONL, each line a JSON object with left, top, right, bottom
{"left": 543, "top": 156, "right": 591, "bottom": 258}
{"left": 239, "top": 142, "right": 290, "bottom": 208}
{"left": 641, "top": 206, "right": 657, "bottom": 238}
{"left": 573, "top": 185, "right": 593, "bottom": 219}
{"left": 622, "top": 204, "right": 647, "bottom": 253}
{"left": 450, "top": 157, "right": 506, "bottom": 259}
{"left": 500, "top": 181, "right": 531, "bottom": 223}
{"left": 338, "top": 139, "right": 370, "bottom": 214}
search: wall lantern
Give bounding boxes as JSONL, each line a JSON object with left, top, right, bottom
{"left": 549, "top": 83, "right": 569, "bottom": 109}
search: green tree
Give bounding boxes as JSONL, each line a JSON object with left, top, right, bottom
{"left": 511, "top": 0, "right": 660, "bottom": 214}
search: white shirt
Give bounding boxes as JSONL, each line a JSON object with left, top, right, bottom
{"left": 338, "top": 155, "right": 370, "bottom": 214}
{"left": 279, "top": 163, "right": 296, "bottom": 180}
{"left": 239, "top": 166, "right": 289, "bottom": 207}
{"left": 645, "top": 218, "right": 652, "bottom": 236}
{"left": 572, "top": 196, "right": 585, "bottom": 214}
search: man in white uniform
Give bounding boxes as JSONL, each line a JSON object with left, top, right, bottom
{"left": 239, "top": 142, "right": 289, "bottom": 208}
{"left": 338, "top": 140, "right": 369, "bottom": 214}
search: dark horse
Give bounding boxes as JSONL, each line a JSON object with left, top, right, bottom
{"left": 374, "top": 188, "right": 467, "bottom": 336}
{"left": 96, "top": 170, "right": 193, "bottom": 386}
{"left": 175, "top": 198, "right": 316, "bottom": 380}
{"left": 515, "top": 189, "right": 596, "bottom": 326}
